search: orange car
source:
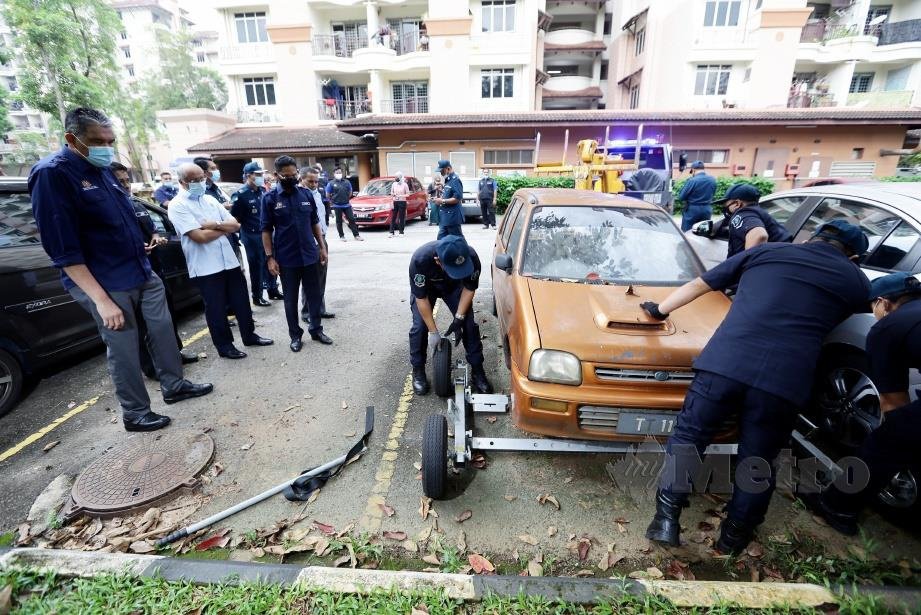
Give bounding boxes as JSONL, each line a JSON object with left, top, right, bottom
{"left": 491, "top": 189, "right": 732, "bottom": 442}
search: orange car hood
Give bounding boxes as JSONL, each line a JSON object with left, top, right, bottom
{"left": 526, "top": 278, "right": 729, "bottom": 368}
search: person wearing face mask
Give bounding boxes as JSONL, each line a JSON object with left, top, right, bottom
{"left": 299, "top": 166, "right": 336, "bottom": 325}
{"left": 29, "top": 108, "right": 213, "bottom": 432}
{"left": 231, "top": 161, "right": 282, "bottom": 307}
{"left": 389, "top": 172, "right": 410, "bottom": 237}
{"left": 154, "top": 171, "right": 178, "bottom": 207}
{"left": 325, "top": 167, "right": 364, "bottom": 242}
{"left": 433, "top": 160, "right": 465, "bottom": 239}
{"left": 714, "top": 183, "right": 791, "bottom": 259}
{"left": 169, "top": 162, "right": 274, "bottom": 359}
{"left": 261, "top": 156, "right": 332, "bottom": 351}
{"left": 477, "top": 168, "right": 497, "bottom": 229}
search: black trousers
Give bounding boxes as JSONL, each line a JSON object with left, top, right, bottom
{"left": 280, "top": 263, "right": 323, "bottom": 340}
{"left": 240, "top": 230, "right": 277, "bottom": 299}
{"left": 193, "top": 267, "right": 257, "bottom": 353}
{"left": 390, "top": 201, "right": 407, "bottom": 233}
{"left": 334, "top": 206, "right": 360, "bottom": 238}
{"left": 301, "top": 241, "right": 328, "bottom": 321}
{"left": 408, "top": 288, "right": 484, "bottom": 369}
{"left": 479, "top": 199, "right": 496, "bottom": 226}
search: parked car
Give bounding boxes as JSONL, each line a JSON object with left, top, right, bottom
{"left": 686, "top": 182, "right": 921, "bottom": 511}
{"left": 349, "top": 176, "right": 428, "bottom": 227}
{"left": 491, "top": 188, "right": 732, "bottom": 442}
{"left": 461, "top": 177, "right": 482, "bottom": 221}
{"left": 0, "top": 177, "right": 201, "bottom": 418}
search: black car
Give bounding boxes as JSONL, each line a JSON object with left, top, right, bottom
{"left": 0, "top": 177, "right": 200, "bottom": 417}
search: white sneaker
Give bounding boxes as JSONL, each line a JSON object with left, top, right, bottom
{"left": 355, "top": 236, "right": 365, "bottom": 242}
{"left": 340, "top": 237, "right": 347, "bottom": 242}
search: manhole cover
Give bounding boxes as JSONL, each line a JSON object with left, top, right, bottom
{"left": 66, "top": 431, "right": 214, "bottom": 519}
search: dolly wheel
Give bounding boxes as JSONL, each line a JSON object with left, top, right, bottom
{"left": 422, "top": 414, "right": 448, "bottom": 499}
{"left": 433, "top": 338, "right": 453, "bottom": 398}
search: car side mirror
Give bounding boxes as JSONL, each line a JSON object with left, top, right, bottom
{"left": 494, "top": 253, "right": 513, "bottom": 274}
{"left": 692, "top": 220, "right": 713, "bottom": 237}
{"left": 678, "top": 153, "right": 688, "bottom": 173}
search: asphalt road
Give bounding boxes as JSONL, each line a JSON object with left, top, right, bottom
{"left": 1, "top": 219, "right": 919, "bottom": 567}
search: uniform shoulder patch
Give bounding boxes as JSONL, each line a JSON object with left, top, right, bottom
{"left": 413, "top": 273, "right": 426, "bottom": 288}
{"left": 471, "top": 269, "right": 480, "bottom": 281}
{"left": 730, "top": 215, "right": 743, "bottom": 229}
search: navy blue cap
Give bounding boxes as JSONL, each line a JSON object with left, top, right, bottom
{"left": 813, "top": 219, "right": 870, "bottom": 255}
{"left": 437, "top": 159, "right": 452, "bottom": 170}
{"left": 243, "top": 161, "right": 264, "bottom": 176}
{"left": 870, "top": 272, "right": 921, "bottom": 300}
{"left": 690, "top": 160, "right": 705, "bottom": 170}
{"left": 435, "top": 235, "right": 474, "bottom": 280}
{"left": 713, "top": 183, "right": 761, "bottom": 204}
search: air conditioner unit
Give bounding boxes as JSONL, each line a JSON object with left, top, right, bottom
{"left": 731, "top": 164, "right": 748, "bottom": 176}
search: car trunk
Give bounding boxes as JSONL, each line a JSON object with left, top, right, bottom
{"left": 526, "top": 277, "right": 729, "bottom": 368}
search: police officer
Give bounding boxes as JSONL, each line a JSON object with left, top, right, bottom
{"left": 641, "top": 220, "right": 870, "bottom": 554}
{"left": 153, "top": 171, "right": 178, "bottom": 207}
{"left": 807, "top": 272, "right": 921, "bottom": 535}
{"left": 261, "top": 156, "right": 332, "bottom": 351}
{"left": 434, "top": 160, "right": 465, "bottom": 239}
{"left": 477, "top": 168, "right": 497, "bottom": 229}
{"left": 231, "top": 162, "right": 281, "bottom": 306}
{"left": 677, "top": 160, "right": 717, "bottom": 232}
{"left": 408, "top": 235, "right": 493, "bottom": 395}
{"left": 716, "top": 183, "right": 792, "bottom": 258}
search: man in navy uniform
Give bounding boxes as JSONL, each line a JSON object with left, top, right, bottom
{"left": 433, "top": 160, "right": 465, "bottom": 239}
{"left": 641, "top": 220, "right": 870, "bottom": 554}
{"left": 231, "top": 161, "right": 281, "bottom": 306}
{"left": 716, "top": 183, "right": 792, "bottom": 258}
{"left": 30, "top": 108, "right": 212, "bottom": 432}
{"left": 153, "top": 170, "right": 178, "bottom": 207}
{"left": 677, "top": 160, "right": 717, "bottom": 231}
{"left": 261, "top": 156, "right": 332, "bottom": 352}
{"left": 408, "top": 235, "right": 493, "bottom": 395}
{"left": 477, "top": 168, "right": 497, "bottom": 229}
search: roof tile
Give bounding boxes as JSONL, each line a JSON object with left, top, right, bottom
{"left": 188, "top": 127, "right": 375, "bottom": 154}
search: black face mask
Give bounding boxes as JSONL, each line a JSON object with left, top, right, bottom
{"left": 280, "top": 176, "right": 298, "bottom": 191}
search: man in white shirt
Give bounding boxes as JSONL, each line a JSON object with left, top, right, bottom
{"left": 168, "top": 163, "right": 274, "bottom": 359}
{"left": 299, "top": 167, "right": 335, "bottom": 325}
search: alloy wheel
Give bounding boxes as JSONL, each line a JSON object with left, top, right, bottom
{"left": 815, "top": 367, "right": 881, "bottom": 449}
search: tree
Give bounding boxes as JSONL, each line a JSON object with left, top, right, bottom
{"left": 3, "top": 131, "right": 54, "bottom": 175}
{"left": 0, "top": 46, "right": 13, "bottom": 140}
{"left": 145, "top": 29, "right": 228, "bottom": 111}
{"left": 2, "top": 0, "right": 121, "bottom": 127}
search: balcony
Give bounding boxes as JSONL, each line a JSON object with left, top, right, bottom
{"left": 787, "top": 92, "right": 836, "bottom": 108}
{"left": 312, "top": 33, "right": 366, "bottom": 58}
{"left": 847, "top": 90, "right": 914, "bottom": 107}
{"left": 878, "top": 19, "right": 921, "bottom": 46}
{"left": 543, "top": 75, "right": 594, "bottom": 92}
{"left": 317, "top": 99, "right": 371, "bottom": 121}
{"left": 379, "top": 97, "right": 428, "bottom": 114}
{"left": 219, "top": 43, "right": 273, "bottom": 62}
{"left": 545, "top": 28, "right": 597, "bottom": 46}
{"left": 800, "top": 21, "right": 827, "bottom": 43}
{"left": 236, "top": 107, "right": 280, "bottom": 124}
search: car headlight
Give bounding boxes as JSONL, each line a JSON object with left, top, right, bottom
{"left": 374, "top": 204, "right": 392, "bottom": 211}
{"left": 528, "top": 349, "right": 582, "bottom": 385}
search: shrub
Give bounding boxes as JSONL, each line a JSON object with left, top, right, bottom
{"left": 671, "top": 176, "right": 776, "bottom": 215}
{"left": 495, "top": 175, "right": 574, "bottom": 214}
{"left": 879, "top": 175, "right": 921, "bottom": 183}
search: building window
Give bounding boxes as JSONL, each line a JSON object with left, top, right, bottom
{"left": 743, "top": 67, "right": 751, "bottom": 82}
{"left": 865, "top": 6, "right": 890, "bottom": 35}
{"left": 193, "top": 39, "right": 203, "bottom": 48}
{"left": 120, "top": 31, "right": 128, "bottom": 40}
{"left": 629, "top": 84, "right": 640, "bottom": 109}
{"left": 482, "top": 0, "right": 515, "bottom": 33}
{"left": 235, "top": 12, "right": 268, "bottom": 43}
{"left": 703, "top": 1, "right": 741, "bottom": 27}
{"left": 126, "top": 65, "right": 135, "bottom": 77}
{"left": 603, "top": 14, "right": 612, "bottom": 36}
{"left": 243, "top": 76, "right": 276, "bottom": 106}
{"left": 484, "top": 149, "right": 533, "bottom": 165}
{"left": 679, "top": 149, "right": 730, "bottom": 165}
{"left": 599, "top": 61, "right": 608, "bottom": 81}
{"left": 196, "top": 52, "right": 205, "bottom": 63}
{"left": 634, "top": 27, "right": 645, "bottom": 55}
{"left": 694, "top": 64, "right": 731, "bottom": 95}
{"left": 852, "top": 148, "right": 864, "bottom": 160}
{"left": 6, "top": 76, "right": 17, "bottom": 92}
{"left": 849, "top": 72, "right": 873, "bottom": 93}
{"left": 481, "top": 68, "right": 514, "bottom": 98}
{"left": 123, "top": 46, "right": 131, "bottom": 59}
{"left": 116, "top": 10, "right": 123, "bottom": 20}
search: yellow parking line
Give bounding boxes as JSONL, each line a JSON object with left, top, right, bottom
{"left": 0, "top": 324, "right": 211, "bottom": 463}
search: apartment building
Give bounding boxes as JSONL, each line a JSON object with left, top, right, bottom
{"left": 608, "top": 0, "right": 921, "bottom": 111}
{"left": 111, "top": 1, "right": 196, "bottom": 87}
{"left": 0, "top": 14, "right": 48, "bottom": 143}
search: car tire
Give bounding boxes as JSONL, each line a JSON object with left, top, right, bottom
{"left": 433, "top": 339, "right": 453, "bottom": 398}
{"left": 492, "top": 295, "right": 498, "bottom": 317}
{"left": 422, "top": 414, "right": 448, "bottom": 499}
{"left": 420, "top": 207, "right": 427, "bottom": 221}
{"left": 0, "top": 348, "right": 23, "bottom": 418}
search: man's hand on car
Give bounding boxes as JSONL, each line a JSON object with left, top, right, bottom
{"left": 640, "top": 301, "right": 669, "bottom": 321}
{"left": 96, "top": 298, "right": 125, "bottom": 330}
{"left": 445, "top": 315, "right": 464, "bottom": 346}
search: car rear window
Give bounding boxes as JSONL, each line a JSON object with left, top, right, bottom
{"left": 520, "top": 205, "right": 703, "bottom": 285}
{"left": 0, "top": 192, "right": 41, "bottom": 248}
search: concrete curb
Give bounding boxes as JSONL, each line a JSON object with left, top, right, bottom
{"left": 0, "top": 547, "right": 916, "bottom": 610}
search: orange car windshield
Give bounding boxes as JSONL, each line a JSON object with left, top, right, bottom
{"left": 520, "top": 205, "right": 703, "bottom": 285}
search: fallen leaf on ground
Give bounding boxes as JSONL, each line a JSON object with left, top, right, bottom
{"left": 468, "top": 553, "right": 494, "bottom": 574}
{"left": 16, "top": 524, "right": 30, "bottom": 546}
{"left": 402, "top": 540, "right": 418, "bottom": 553}
{"left": 577, "top": 538, "right": 591, "bottom": 562}
{"left": 129, "top": 541, "right": 156, "bottom": 554}
{"left": 306, "top": 489, "right": 320, "bottom": 504}
{"left": 419, "top": 497, "right": 431, "bottom": 521}
{"left": 314, "top": 538, "right": 331, "bottom": 557}
{"left": 240, "top": 442, "right": 253, "bottom": 451}
{"left": 519, "top": 534, "right": 538, "bottom": 546}
{"left": 67, "top": 401, "right": 76, "bottom": 409}
{"left": 416, "top": 526, "right": 433, "bottom": 542}
{"left": 283, "top": 404, "right": 300, "bottom": 412}
{"left": 471, "top": 453, "right": 488, "bottom": 470}
{"left": 503, "top": 495, "right": 517, "bottom": 502}
{"left": 422, "top": 553, "right": 441, "bottom": 565}
{"left": 698, "top": 521, "right": 715, "bottom": 531}
{"left": 547, "top": 526, "right": 557, "bottom": 537}
{"left": 665, "top": 560, "right": 695, "bottom": 581}
{"left": 313, "top": 521, "right": 335, "bottom": 535}
{"left": 563, "top": 477, "right": 573, "bottom": 484}
{"left": 411, "top": 606, "right": 429, "bottom": 615}
{"left": 537, "top": 494, "right": 560, "bottom": 510}
{"left": 574, "top": 570, "right": 594, "bottom": 577}
{"left": 341, "top": 400, "right": 348, "bottom": 409}
{"left": 745, "top": 543, "right": 764, "bottom": 559}
{"left": 195, "top": 530, "right": 230, "bottom": 551}
{"left": 616, "top": 522, "right": 627, "bottom": 534}
{"left": 628, "top": 567, "right": 664, "bottom": 580}
{"left": 42, "top": 441, "right": 60, "bottom": 453}
{"left": 486, "top": 416, "right": 497, "bottom": 424}
{"left": 598, "top": 551, "right": 623, "bottom": 572}
{"left": 456, "top": 531, "right": 467, "bottom": 552}
{"left": 527, "top": 560, "right": 543, "bottom": 577}
{"left": 749, "top": 565, "right": 760, "bottom": 582}
{"left": 413, "top": 462, "right": 422, "bottom": 471}
{"left": 332, "top": 554, "right": 351, "bottom": 567}
{"left": 378, "top": 503, "right": 395, "bottom": 517}
{"left": 251, "top": 547, "right": 265, "bottom": 558}
{"left": 455, "top": 510, "right": 472, "bottom": 523}
{"left": 210, "top": 463, "right": 224, "bottom": 478}
{"left": 383, "top": 531, "right": 407, "bottom": 541}
{"left": 847, "top": 545, "right": 868, "bottom": 560}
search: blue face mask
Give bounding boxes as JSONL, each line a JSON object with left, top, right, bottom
{"left": 254, "top": 175, "right": 265, "bottom": 187}
{"left": 75, "top": 136, "right": 115, "bottom": 168}
{"left": 187, "top": 180, "right": 207, "bottom": 198}
{"left": 211, "top": 170, "right": 221, "bottom": 182}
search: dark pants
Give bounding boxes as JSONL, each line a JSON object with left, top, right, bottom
{"left": 193, "top": 267, "right": 258, "bottom": 353}
{"left": 681, "top": 205, "right": 712, "bottom": 232}
{"left": 437, "top": 225, "right": 463, "bottom": 239}
{"left": 334, "top": 206, "right": 360, "bottom": 238}
{"left": 301, "top": 237, "right": 327, "bottom": 322}
{"left": 138, "top": 267, "right": 183, "bottom": 374}
{"left": 240, "top": 230, "right": 277, "bottom": 299}
{"left": 823, "top": 399, "right": 921, "bottom": 514}
{"left": 479, "top": 199, "right": 496, "bottom": 226}
{"left": 409, "top": 287, "right": 484, "bottom": 369}
{"left": 390, "top": 201, "right": 407, "bottom": 233}
{"left": 661, "top": 369, "right": 797, "bottom": 527}
{"left": 428, "top": 200, "right": 439, "bottom": 225}
{"left": 280, "top": 263, "right": 323, "bottom": 340}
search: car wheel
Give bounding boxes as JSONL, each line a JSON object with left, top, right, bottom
{"left": 0, "top": 348, "right": 23, "bottom": 418}
{"left": 810, "top": 348, "right": 881, "bottom": 451}
{"left": 491, "top": 295, "right": 498, "bottom": 317}
{"left": 422, "top": 414, "right": 448, "bottom": 499}
{"left": 420, "top": 207, "right": 427, "bottom": 221}
{"left": 433, "top": 339, "right": 453, "bottom": 398}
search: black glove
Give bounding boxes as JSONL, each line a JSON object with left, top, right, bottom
{"left": 445, "top": 316, "right": 464, "bottom": 347}
{"left": 640, "top": 301, "right": 669, "bottom": 321}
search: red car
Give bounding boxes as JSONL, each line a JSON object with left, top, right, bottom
{"left": 349, "top": 176, "right": 428, "bottom": 227}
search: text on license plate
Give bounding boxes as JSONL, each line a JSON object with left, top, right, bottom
{"left": 617, "top": 411, "right": 677, "bottom": 435}
{"left": 642, "top": 193, "right": 662, "bottom": 204}
{"left": 356, "top": 214, "right": 372, "bottom": 220}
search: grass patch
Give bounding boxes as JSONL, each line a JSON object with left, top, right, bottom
{"left": 0, "top": 531, "right": 14, "bottom": 547}
{"left": 173, "top": 547, "right": 231, "bottom": 561}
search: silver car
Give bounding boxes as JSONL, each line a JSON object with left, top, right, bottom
{"left": 686, "top": 182, "right": 921, "bottom": 512}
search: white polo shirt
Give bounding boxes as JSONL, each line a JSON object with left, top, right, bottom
{"left": 309, "top": 188, "right": 328, "bottom": 236}
{"left": 168, "top": 189, "right": 241, "bottom": 278}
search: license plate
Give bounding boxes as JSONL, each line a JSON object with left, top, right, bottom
{"left": 617, "top": 411, "right": 677, "bottom": 435}
{"left": 642, "top": 193, "right": 662, "bottom": 204}
{"left": 356, "top": 214, "right": 372, "bottom": 220}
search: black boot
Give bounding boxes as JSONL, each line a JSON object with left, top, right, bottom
{"left": 645, "top": 489, "right": 684, "bottom": 547}
{"left": 470, "top": 366, "right": 494, "bottom": 394}
{"left": 412, "top": 366, "right": 430, "bottom": 395}
{"left": 715, "top": 517, "right": 755, "bottom": 555}
{"left": 799, "top": 492, "right": 859, "bottom": 536}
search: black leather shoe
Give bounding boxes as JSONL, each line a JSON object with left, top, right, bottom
{"left": 180, "top": 352, "right": 199, "bottom": 365}
{"left": 267, "top": 290, "right": 284, "bottom": 300}
{"left": 412, "top": 366, "right": 430, "bottom": 395}
{"left": 290, "top": 338, "right": 303, "bottom": 352}
{"left": 645, "top": 489, "right": 685, "bottom": 547}
{"left": 219, "top": 347, "right": 247, "bottom": 359}
{"left": 142, "top": 367, "right": 158, "bottom": 380}
{"left": 320, "top": 312, "right": 336, "bottom": 318}
{"left": 470, "top": 368, "right": 494, "bottom": 394}
{"left": 124, "top": 411, "right": 171, "bottom": 432}
{"left": 163, "top": 381, "right": 214, "bottom": 404}
{"left": 311, "top": 332, "right": 333, "bottom": 345}
{"left": 253, "top": 297, "right": 271, "bottom": 307}
{"left": 243, "top": 336, "right": 274, "bottom": 347}
{"left": 799, "top": 492, "right": 859, "bottom": 536}
{"left": 715, "top": 518, "right": 755, "bottom": 555}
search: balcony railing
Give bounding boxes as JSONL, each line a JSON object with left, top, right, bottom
{"left": 800, "top": 21, "right": 826, "bottom": 43}
{"left": 379, "top": 97, "right": 428, "bottom": 114}
{"left": 878, "top": 19, "right": 921, "bottom": 46}
{"left": 219, "top": 42, "right": 273, "bottom": 61}
{"left": 394, "top": 30, "right": 426, "bottom": 55}
{"left": 312, "top": 33, "right": 366, "bottom": 58}
{"left": 787, "top": 92, "right": 835, "bottom": 108}
{"left": 317, "top": 99, "right": 371, "bottom": 121}
{"left": 236, "top": 107, "right": 280, "bottom": 123}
